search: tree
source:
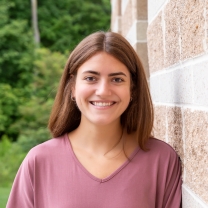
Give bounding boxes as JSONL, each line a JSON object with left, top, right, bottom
{"left": 0, "top": 1, "right": 34, "bottom": 87}
{"left": 0, "top": 0, "right": 111, "bottom": 189}
{"left": 38, "top": 0, "right": 111, "bottom": 52}
{"left": 11, "top": 48, "right": 67, "bottom": 150}
{"left": 0, "top": 0, "right": 111, "bottom": 141}
{"left": 31, "top": 0, "right": 40, "bottom": 45}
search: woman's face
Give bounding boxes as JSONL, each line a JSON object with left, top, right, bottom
{"left": 72, "top": 52, "right": 131, "bottom": 127}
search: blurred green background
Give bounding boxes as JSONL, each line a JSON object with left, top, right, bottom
{"left": 0, "top": 0, "right": 110, "bottom": 206}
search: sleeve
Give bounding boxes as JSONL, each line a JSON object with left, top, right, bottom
{"left": 163, "top": 154, "right": 182, "bottom": 208}
{"left": 6, "top": 153, "right": 34, "bottom": 208}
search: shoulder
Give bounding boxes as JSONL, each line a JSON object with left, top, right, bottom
{"left": 144, "top": 138, "right": 181, "bottom": 163}
{"left": 25, "top": 134, "right": 68, "bottom": 162}
{"left": 147, "top": 138, "right": 178, "bottom": 154}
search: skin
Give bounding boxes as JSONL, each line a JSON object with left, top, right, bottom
{"left": 68, "top": 52, "right": 138, "bottom": 179}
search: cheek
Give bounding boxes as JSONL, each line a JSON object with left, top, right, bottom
{"left": 121, "top": 87, "right": 131, "bottom": 98}
{"left": 118, "top": 88, "right": 131, "bottom": 107}
{"left": 74, "top": 84, "right": 92, "bottom": 99}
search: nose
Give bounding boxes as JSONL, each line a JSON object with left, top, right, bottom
{"left": 95, "top": 80, "right": 111, "bottom": 97}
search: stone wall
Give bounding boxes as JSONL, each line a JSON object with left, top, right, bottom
{"left": 111, "top": 0, "right": 149, "bottom": 77}
{"left": 111, "top": 0, "right": 208, "bottom": 207}
{"left": 148, "top": 0, "right": 208, "bottom": 206}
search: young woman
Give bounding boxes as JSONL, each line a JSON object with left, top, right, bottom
{"left": 7, "top": 31, "right": 182, "bottom": 208}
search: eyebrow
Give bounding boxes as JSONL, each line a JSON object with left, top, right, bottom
{"left": 82, "top": 70, "right": 127, "bottom": 77}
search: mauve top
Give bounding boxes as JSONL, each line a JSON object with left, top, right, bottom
{"left": 6, "top": 134, "right": 182, "bottom": 208}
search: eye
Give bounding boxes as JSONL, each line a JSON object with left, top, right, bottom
{"left": 112, "top": 77, "right": 124, "bottom": 83}
{"left": 84, "top": 76, "right": 96, "bottom": 82}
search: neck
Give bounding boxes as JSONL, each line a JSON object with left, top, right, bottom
{"left": 69, "top": 118, "right": 124, "bottom": 155}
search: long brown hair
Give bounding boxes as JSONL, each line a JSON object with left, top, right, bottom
{"left": 48, "top": 31, "right": 154, "bottom": 150}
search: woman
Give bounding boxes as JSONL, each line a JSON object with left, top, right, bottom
{"left": 7, "top": 31, "right": 182, "bottom": 208}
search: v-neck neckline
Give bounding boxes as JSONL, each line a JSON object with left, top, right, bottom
{"left": 65, "top": 133, "right": 140, "bottom": 183}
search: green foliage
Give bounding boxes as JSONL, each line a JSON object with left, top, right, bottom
{"left": 0, "top": 1, "right": 34, "bottom": 88}
{"left": 0, "top": 19, "right": 34, "bottom": 87}
{"left": 0, "top": 84, "right": 21, "bottom": 139}
{"left": 38, "top": 0, "right": 111, "bottom": 52}
{"left": 0, "top": 0, "right": 111, "bottom": 188}
{"left": 0, "top": 48, "right": 67, "bottom": 187}
{"left": 32, "top": 48, "right": 66, "bottom": 98}
{"left": 0, "top": 186, "right": 11, "bottom": 208}
{"left": 9, "top": 48, "right": 67, "bottom": 150}
{"left": 0, "top": 135, "right": 12, "bottom": 157}
{"left": 0, "top": 137, "right": 26, "bottom": 187}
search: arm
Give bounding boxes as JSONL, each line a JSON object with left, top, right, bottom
{"left": 163, "top": 155, "right": 182, "bottom": 208}
{"left": 6, "top": 154, "right": 34, "bottom": 208}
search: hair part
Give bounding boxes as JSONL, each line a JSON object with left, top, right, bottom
{"left": 48, "top": 31, "right": 154, "bottom": 150}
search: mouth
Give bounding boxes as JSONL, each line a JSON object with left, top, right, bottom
{"left": 90, "top": 101, "right": 116, "bottom": 107}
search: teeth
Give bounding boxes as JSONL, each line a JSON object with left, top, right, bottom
{"left": 92, "top": 102, "right": 113, "bottom": 106}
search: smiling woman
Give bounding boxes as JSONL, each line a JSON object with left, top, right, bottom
{"left": 48, "top": 31, "right": 153, "bottom": 149}
{"left": 72, "top": 52, "right": 131, "bottom": 127}
{"left": 6, "top": 31, "right": 182, "bottom": 208}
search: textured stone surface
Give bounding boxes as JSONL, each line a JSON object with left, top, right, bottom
{"left": 150, "top": 75, "right": 160, "bottom": 102}
{"left": 167, "top": 106, "right": 184, "bottom": 174}
{"left": 126, "top": 21, "right": 148, "bottom": 45}
{"left": 111, "top": 0, "right": 122, "bottom": 33}
{"left": 136, "top": 0, "right": 147, "bottom": 20}
{"left": 152, "top": 105, "right": 166, "bottom": 142}
{"left": 159, "top": 70, "right": 177, "bottom": 103}
{"left": 137, "top": 21, "right": 148, "bottom": 41}
{"left": 184, "top": 109, "right": 208, "bottom": 204}
{"left": 182, "top": 184, "right": 208, "bottom": 208}
{"left": 148, "top": 0, "right": 167, "bottom": 23}
{"left": 135, "top": 42, "right": 149, "bottom": 77}
{"left": 147, "top": 12, "right": 164, "bottom": 73}
{"left": 164, "top": 0, "right": 180, "bottom": 67}
{"left": 111, "top": 0, "right": 119, "bottom": 28}
{"left": 176, "top": 66, "right": 193, "bottom": 104}
{"left": 111, "top": 17, "right": 122, "bottom": 34}
{"left": 179, "top": 0, "right": 205, "bottom": 60}
{"left": 121, "top": 0, "right": 129, "bottom": 15}
{"left": 122, "top": 0, "right": 134, "bottom": 37}
{"left": 150, "top": 66, "right": 193, "bottom": 104}
{"left": 206, "top": 0, "right": 208, "bottom": 49}
{"left": 193, "top": 60, "right": 208, "bottom": 106}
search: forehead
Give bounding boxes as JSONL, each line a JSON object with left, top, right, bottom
{"left": 77, "top": 52, "right": 130, "bottom": 76}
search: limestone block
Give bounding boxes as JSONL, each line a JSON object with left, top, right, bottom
{"left": 179, "top": 0, "right": 205, "bottom": 60}
{"left": 136, "top": 21, "right": 148, "bottom": 41}
{"left": 164, "top": 0, "right": 180, "bottom": 67}
{"left": 206, "top": 1, "right": 208, "bottom": 49}
{"left": 167, "top": 106, "right": 184, "bottom": 174}
{"left": 152, "top": 105, "right": 166, "bottom": 142}
{"left": 147, "top": 12, "right": 164, "bottom": 73}
{"left": 122, "top": 0, "right": 133, "bottom": 37}
{"left": 121, "top": 0, "right": 129, "bottom": 15}
{"left": 111, "top": 0, "right": 121, "bottom": 30}
{"left": 148, "top": 0, "right": 167, "bottom": 23}
{"left": 176, "top": 66, "right": 193, "bottom": 104}
{"left": 126, "top": 21, "right": 148, "bottom": 45}
{"left": 135, "top": 0, "right": 147, "bottom": 20}
{"left": 182, "top": 184, "right": 208, "bottom": 208}
{"left": 159, "top": 70, "right": 177, "bottom": 103}
{"left": 135, "top": 42, "right": 149, "bottom": 77}
{"left": 150, "top": 75, "right": 160, "bottom": 102}
{"left": 193, "top": 60, "right": 208, "bottom": 106}
{"left": 184, "top": 109, "right": 208, "bottom": 204}
{"left": 159, "top": 67, "right": 193, "bottom": 104}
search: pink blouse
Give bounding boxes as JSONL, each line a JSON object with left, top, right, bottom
{"left": 7, "top": 134, "right": 182, "bottom": 208}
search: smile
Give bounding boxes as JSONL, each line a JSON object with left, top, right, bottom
{"left": 90, "top": 101, "right": 115, "bottom": 107}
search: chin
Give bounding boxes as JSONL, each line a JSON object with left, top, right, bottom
{"left": 90, "top": 118, "right": 119, "bottom": 127}
{"left": 81, "top": 114, "right": 121, "bottom": 127}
